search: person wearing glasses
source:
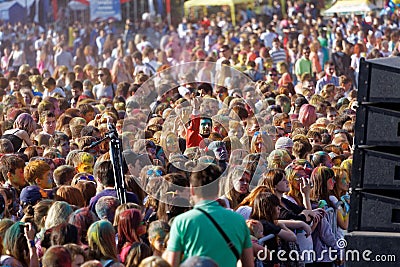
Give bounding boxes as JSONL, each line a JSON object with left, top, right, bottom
{"left": 265, "top": 68, "right": 279, "bottom": 89}
{"left": 315, "top": 61, "right": 339, "bottom": 95}
{"left": 93, "top": 68, "right": 115, "bottom": 100}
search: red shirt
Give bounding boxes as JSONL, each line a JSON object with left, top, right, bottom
{"left": 186, "top": 114, "right": 203, "bottom": 148}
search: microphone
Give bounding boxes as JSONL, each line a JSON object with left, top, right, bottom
{"left": 106, "top": 117, "right": 115, "bottom": 132}
{"left": 87, "top": 135, "right": 109, "bottom": 149}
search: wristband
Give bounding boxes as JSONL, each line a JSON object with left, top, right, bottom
{"left": 29, "top": 240, "right": 35, "bottom": 248}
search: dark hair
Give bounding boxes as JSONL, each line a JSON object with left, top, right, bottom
{"left": 79, "top": 103, "right": 95, "bottom": 115}
{"left": 43, "top": 77, "right": 56, "bottom": 88}
{"left": 311, "top": 151, "right": 330, "bottom": 168}
{"left": 0, "top": 155, "right": 25, "bottom": 180}
{"left": 72, "top": 80, "right": 83, "bottom": 90}
{"left": 190, "top": 163, "right": 221, "bottom": 197}
{"left": 40, "top": 110, "right": 56, "bottom": 124}
{"left": 50, "top": 223, "right": 79, "bottom": 246}
{"left": 68, "top": 207, "right": 99, "bottom": 245}
{"left": 258, "top": 169, "right": 286, "bottom": 194}
{"left": 94, "top": 160, "right": 114, "bottom": 186}
{"left": 132, "top": 51, "right": 142, "bottom": 61}
{"left": 250, "top": 191, "right": 280, "bottom": 222}
{"left": 52, "top": 132, "right": 69, "bottom": 146}
{"left": 81, "top": 126, "right": 100, "bottom": 137}
{"left": 198, "top": 83, "right": 213, "bottom": 95}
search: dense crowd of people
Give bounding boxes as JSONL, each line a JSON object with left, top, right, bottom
{"left": 0, "top": 0, "right": 397, "bottom": 266}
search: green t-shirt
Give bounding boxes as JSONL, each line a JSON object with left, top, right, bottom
{"left": 167, "top": 200, "right": 252, "bottom": 267}
{"left": 295, "top": 57, "right": 312, "bottom": 77}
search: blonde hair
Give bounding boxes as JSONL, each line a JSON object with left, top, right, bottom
{"left": 45, "top": 201, "right": 73, "bottom": 229}
{"left": 250, "top": 132, "right": 274, "bottom": 154}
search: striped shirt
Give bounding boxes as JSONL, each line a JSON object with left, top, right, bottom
{"left": 270, "top": 48, "right": 287, "bottom": 68}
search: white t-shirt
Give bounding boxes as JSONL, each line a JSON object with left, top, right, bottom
{"left": 43, "top": 87, "right": 66, "bottom": 98}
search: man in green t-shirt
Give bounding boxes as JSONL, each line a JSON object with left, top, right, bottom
{"left": 295, "top": 47, "right": 312, "bottom": 81}
{"left": 163, "top": 164, "right": 254, "bottom": 267}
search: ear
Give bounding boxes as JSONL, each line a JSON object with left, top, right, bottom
{"left": 35, "top": 178, "right": 41, "bottom": 186}
{"left": 6, "top": 171, "right": 13, "bottom": 180}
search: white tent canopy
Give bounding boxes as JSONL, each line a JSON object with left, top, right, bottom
{"left": 323, "top": 0, "right": 379, "bottom": 16}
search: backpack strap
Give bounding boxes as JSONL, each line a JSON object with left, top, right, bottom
{"left": 144, "top": 62, "right": 156, "bottom": 75}
{"left": 111, "top": 83, "right": 115, "bottom": 97}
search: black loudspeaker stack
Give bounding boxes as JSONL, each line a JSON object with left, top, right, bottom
{"left": 345, "top": 57, "right": 400, "bottom": 267}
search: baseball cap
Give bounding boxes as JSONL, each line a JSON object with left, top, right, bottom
{"left": 20, "top": 186, "right": 42, "bottom": 206}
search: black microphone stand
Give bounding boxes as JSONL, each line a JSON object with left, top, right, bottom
{"left": 88, "top": 119, "right": 127, "bottom": 204}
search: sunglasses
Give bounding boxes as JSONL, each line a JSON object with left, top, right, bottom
{"left": 147, "top": 169, "right": 163, "bottom": 177}
{"left": 269, "top": 73, "right": 277, "bottom": 76}
{"left": 97, "top": 73, "right": 105, "bottom": 77}
{"left": 254, "top": 131, "right": 267, "bottom": 137}
{"left": 333, "top": 129, "right": 348, "bottom": 135}
{"left": 78, "top": 175, "right": 95, "bottom": 182}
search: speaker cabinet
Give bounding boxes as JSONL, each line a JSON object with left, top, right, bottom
{"left": 355, "top": 104, "right": 400, "bottom": 146}
{"left": 345, "top": 231, "right": 400, "bottom": 267}
{"left": 352, "top": 146, "right": 400, "bottom": 190}
{"left": 349, "top": 191, "right": 400, "bottom": 232}
{"left": 358, "top": 57, "right": 400, "bottom": 103}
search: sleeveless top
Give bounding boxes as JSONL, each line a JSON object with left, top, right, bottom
{"left": 2, "top": 129, "right": 23, "bottom": 152}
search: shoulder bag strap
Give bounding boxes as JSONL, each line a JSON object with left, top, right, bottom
{"left": 196, "top": 207, "right": 240, "bottom": 260}
{"left": 111, "top": 83, "right": 115, "bottom": 97}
